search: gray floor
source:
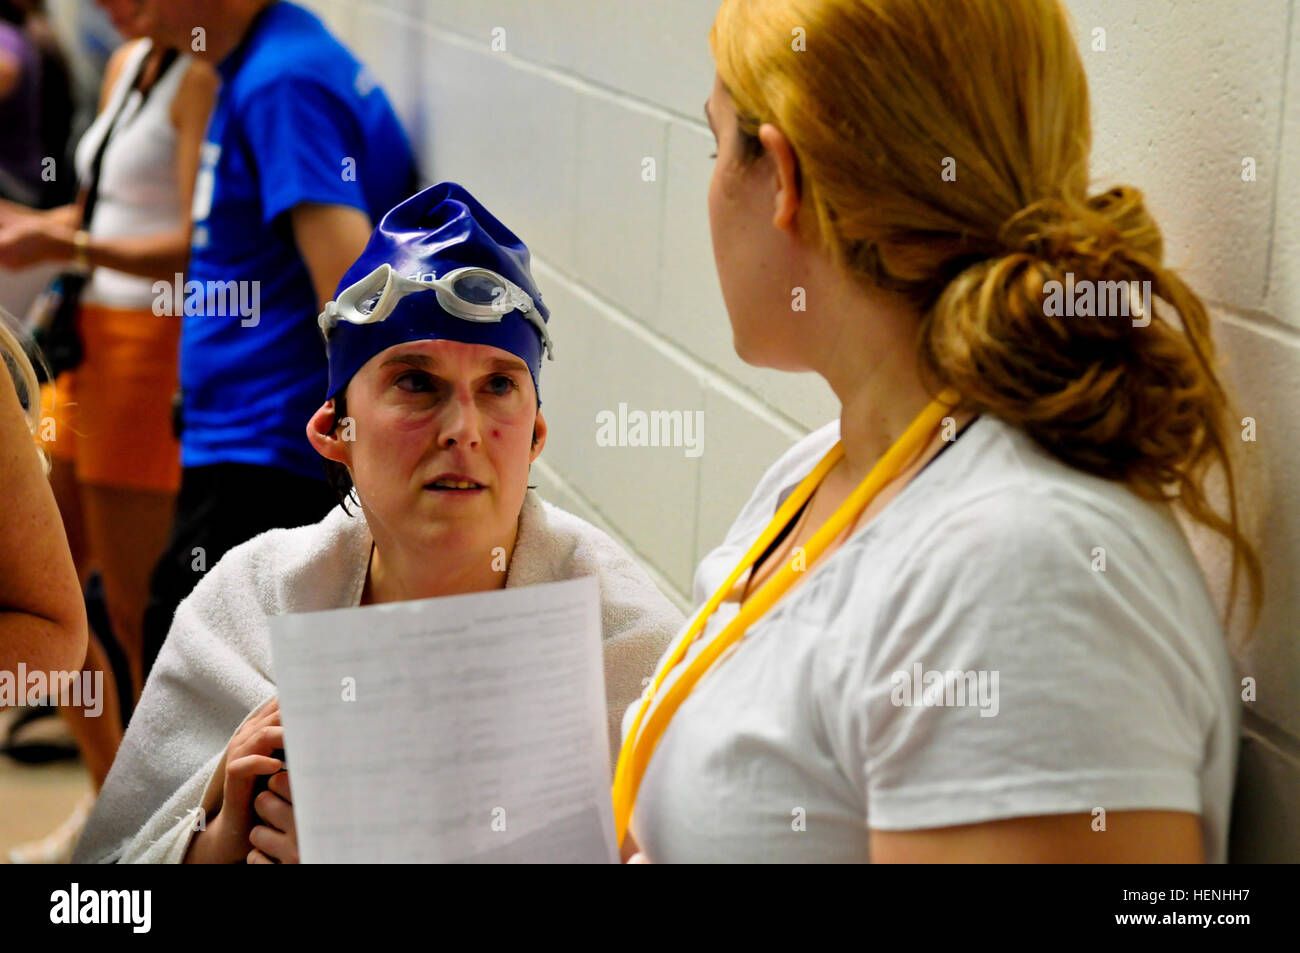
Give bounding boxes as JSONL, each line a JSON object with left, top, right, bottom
{"left": 0, "top": 707, "right": 93, "bottom": 861}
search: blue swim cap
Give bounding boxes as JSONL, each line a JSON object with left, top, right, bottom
{"left": 319, "top": 182, "right": 553, "bottom": 402}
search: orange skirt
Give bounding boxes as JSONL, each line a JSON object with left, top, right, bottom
{"left": 39, "top": 302, "right": 181, "bottom": 493}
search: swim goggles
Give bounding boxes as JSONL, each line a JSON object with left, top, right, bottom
{"left": 318, "top": 262, "right": 554, "bottom": 359}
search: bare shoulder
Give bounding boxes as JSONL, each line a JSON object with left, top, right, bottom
{"left": 104, "top": 38, "right": 146, "bottom": 89}
{"left": 178, "top": 57, "right": 219, "bottom": 98}
{"left": 171, "top": 56, "right": 219, "bottom": 123}
{"left": 96, "top": 39, "right": 145, "bottom": 112}
{"left": 0, "top": 48, "right": 19, "bottom": 100}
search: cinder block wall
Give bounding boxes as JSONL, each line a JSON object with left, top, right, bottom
{"left": 300, "top": 0, "right": 1298, "bottom": 860}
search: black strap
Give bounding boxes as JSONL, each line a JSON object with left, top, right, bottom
{"left": 750, "top": 414, "right": 982, "bottom": 578}
{"left": 752, "top": 497, "right": 810, "bottom": 577}
{"left": 80, "top": 45, "right": 180, "bottom": 231}
{"left": 916, "top": 413, "right": 979, "bottom": 476}
{"left": 35, "top": 45, "right": 183, "bottom": 380}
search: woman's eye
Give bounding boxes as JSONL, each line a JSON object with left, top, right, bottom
{"left": 395, "top": 371, "right": 432, "bottom": 393}
{"left": 486, "top": 375, "right": 517, "bottom": 396}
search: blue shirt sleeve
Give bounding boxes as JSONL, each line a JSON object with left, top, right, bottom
{"left": 237, "top": 74, "right": 369, "bottom": 230}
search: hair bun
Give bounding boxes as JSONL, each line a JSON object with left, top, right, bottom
{"left": 997, "top": 186, "right": 1162, "bottom": 282}
{"left": 924, "top": 183, "right": 1194, "bottom": 477}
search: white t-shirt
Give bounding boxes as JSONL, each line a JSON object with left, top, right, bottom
{"left": 625, "top": 414, "right": 1239, "bottom": 862}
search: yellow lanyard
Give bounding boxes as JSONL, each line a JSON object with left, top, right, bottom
{"left": 611, "top": 388, "right": 961, "bottom": 846}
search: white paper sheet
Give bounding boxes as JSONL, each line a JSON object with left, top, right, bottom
{"left": 267, "top": 576, "right": 618, "bottom": 863}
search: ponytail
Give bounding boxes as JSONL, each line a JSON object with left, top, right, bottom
{"left": 919, "top": 186, "right": 1260, "bottom": 627}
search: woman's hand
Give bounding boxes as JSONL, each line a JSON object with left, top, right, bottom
{"left": 183, "top": 697, "right": 284, "bottom": 863}
{"left": 248, "top": 770, "right": 298, "bottom": 864}
{"left": 0, "top": 198, "right": 40, "bottom": 228}
{"left": 0, "top": 216, "right": 74, "bottom": 269}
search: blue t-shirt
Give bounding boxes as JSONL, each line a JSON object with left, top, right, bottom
{"left": 181, "top": 1, "right": 418, "bottom": 480}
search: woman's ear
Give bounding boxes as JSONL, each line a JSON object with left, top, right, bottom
{"left": 759, "top": 122, "right": 800, "bottom": 231}
{"left": 306, "top": 400, "right": 350, "bottom": 464}
{"left": 530, "top": 410, "right": 548, "bottom": 462}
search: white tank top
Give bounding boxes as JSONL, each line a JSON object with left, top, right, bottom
{"left": 73, "top": 40, "right": 191, "bottom": 311}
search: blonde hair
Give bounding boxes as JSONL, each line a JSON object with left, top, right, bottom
{"left": 0, "top": 308, "right": 50, "bottom": 473}
{"left": 711, "top": 0, "right": 1261, "bottom": 629}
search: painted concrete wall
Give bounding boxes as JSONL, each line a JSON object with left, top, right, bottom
{"left": 301, "top": 0, "right": 1298, "bottom": 861}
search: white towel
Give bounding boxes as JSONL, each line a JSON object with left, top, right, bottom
{"left": 73, "top": 490, "right": 683, "bottom": 863}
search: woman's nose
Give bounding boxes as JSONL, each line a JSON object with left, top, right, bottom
{"left": 437, "top": 392, "right": 482, "bottom": 448}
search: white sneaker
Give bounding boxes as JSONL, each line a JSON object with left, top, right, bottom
{"left": 6, "top": 793, "right": 94, "bottom": 864}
